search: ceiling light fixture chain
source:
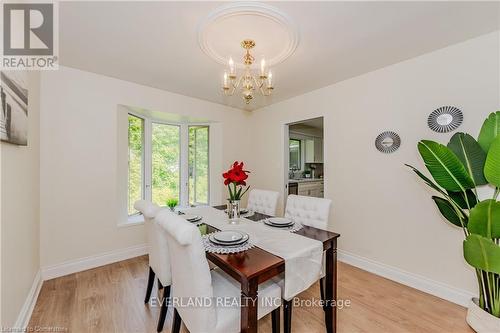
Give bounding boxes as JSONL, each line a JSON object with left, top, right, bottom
{"left": 222, "top": 39, "right": 274, "bottom": 104}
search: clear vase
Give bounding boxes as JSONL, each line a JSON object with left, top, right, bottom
{"left": 227, "top": 199, "right": 241, "bottom": 220}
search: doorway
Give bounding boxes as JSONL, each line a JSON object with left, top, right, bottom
{"left": 283, "top": 117, "right": 324, "bottom": 203}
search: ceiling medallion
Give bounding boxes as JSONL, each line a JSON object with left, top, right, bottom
{"left": 197, "top": 2, "right": 299, "bottom": 68}
{"left": 223, "top": 39, "right": 273, "bottom": 104}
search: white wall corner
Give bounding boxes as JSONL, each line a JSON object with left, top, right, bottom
{"left": 41, "top": 244, "right": 148, "bottom": 281}
{"left": 14, "top": 270, "right": 43, "bottom": 330}
{"left": 338, "top": 250, "right": 475, "bottom": 307}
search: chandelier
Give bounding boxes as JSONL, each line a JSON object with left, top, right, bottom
{"left": 222, "top": 39, "right": 274, "bottom": 104}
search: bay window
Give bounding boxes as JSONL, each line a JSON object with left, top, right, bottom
{"left": 127, "top": 113, "right": 209, "bottom": 215}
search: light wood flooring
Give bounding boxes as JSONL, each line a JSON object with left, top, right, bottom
{"left": 28, "top": 255, "right": 473, "bottom": 333}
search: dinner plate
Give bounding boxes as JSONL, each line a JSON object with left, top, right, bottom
{"left": 183, "top": 214, "right": 201, "bottom": 222}
{"left": 264, "top": 220, "right": 294, "bottom": 228}
{"left": 213, "top": 231, "right": 244, "bottom": 243}
{"left": 209, "top": 233, "right": 249, "bottom": 246}
{"left": 268, "top": 217, "right": 293, "bottom": 225}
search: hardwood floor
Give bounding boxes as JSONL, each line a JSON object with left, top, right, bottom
{"left": 29, "top": 256, "right": 473, "bottom": 333}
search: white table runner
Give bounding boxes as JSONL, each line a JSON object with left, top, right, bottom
{"left": 186, "top": 206, "right": 323, "bottom": 301}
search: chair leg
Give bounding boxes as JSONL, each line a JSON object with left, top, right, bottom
{"left": 172, "top": 308, "right": 182, "bottom": 333}
{"left": 271, "top": 307, "right": 280, "bottom": 333}
{"left": 319, "top": 277, "right": 326, "bottom": 312}
{"left": 156, "top": 286, "right": 171, "bottom": 332}
{"left": 283, "top": 299, "right": 293, "bottom": 333}
{"left": 144, "top": 267, "right": 156, "bottom": 304}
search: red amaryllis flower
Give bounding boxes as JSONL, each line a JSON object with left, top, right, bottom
{"left": 223, "top": 161, "right": 250, "bottom": 200}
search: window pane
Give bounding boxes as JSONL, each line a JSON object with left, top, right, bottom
{"left": 128, "top": 114, "right": 144, "bottom": 215}
{"left": 152, "top": 123, "right": 180, "bottom": 206}
{"left": 289, "top": 139, "right": 301, "bottom": 169}
{"left": 189, "top": 126, "right": 209, "bottom": 205}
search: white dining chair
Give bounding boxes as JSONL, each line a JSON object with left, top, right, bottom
{"left": 155, "top": 209, "right": 282, "bottom": 333}
{"left": 283, "top": 194, "right": 332, "bottom": 333}
{"left": 134, "top": 200, "right": 172, "bottom": 332}
{"left": 284, "top": 194, "right": 331, "bottom": 230}
{"left": 247, "top": 189, "right": 280, "bottom": 216}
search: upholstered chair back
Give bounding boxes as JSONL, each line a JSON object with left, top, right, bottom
{"left": 134, "top": 201, "right": 172, "bottom": 286}
{"left": 284, "top": 194, "right": 332, "bottom": 230}
{"left": 247, "top": 189, "right": 280, "bottom": 216}
{"left": 155, "top": 210, "right": 217, "bottom": 332}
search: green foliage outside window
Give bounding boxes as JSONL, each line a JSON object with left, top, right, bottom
{"left": 152, "top": 123, "right": 180, "bottom": 206}
{"left": 189, "top": 126, "right": 209, "bottom": 205}
{"left": 289, "top": 139, "right": 301, "bottom": 169}
{"left": 128, "top": 115, "right": 143, "bottom": 215}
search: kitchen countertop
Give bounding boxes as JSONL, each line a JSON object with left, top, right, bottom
{"left": 289, "top": 178, "right": 324, "bottom": 183}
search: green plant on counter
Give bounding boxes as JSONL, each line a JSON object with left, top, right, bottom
{"left": 406, "top": 111, "right": 500, "bottom": 318}
{"left": 166, "top": 198, "right": 179, "bottom": 210}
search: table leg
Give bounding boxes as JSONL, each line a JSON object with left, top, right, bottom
{"left": 325, "top": 240, "right": 337, "bottom": 333}
{"left": 241, "top": 278, "right": 259, "bottom": 333}
{"left": 283, "top": 299, "right": 292, "bottom": 333}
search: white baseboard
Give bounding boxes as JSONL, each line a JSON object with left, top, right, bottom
{"left": 338, "top": 250, "right": 475, "bottom": 307}
{"left": 41, "top": 244, "right": 148, "bottom": 280}
{"left": 14, "top": 270, "right": 43, "bottom": 330}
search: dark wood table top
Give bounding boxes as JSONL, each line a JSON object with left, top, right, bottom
{"left": 201, "top": 223, "right": 285, "bottom": 283}
{"left": 212, "top": 204, "right": 340, "bottom": 242}
{"left": 204, "top": 205, "right": 340, "bottom": 284}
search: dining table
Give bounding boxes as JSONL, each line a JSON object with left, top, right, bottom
{"left": 189, "top": 205, "right": 340, "bottom": 333}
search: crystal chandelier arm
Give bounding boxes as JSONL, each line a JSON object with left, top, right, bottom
{"left": 260, "top": 86, "right": 272, "bottom": 96}
{"left": 232, "top": 75, "right": 243, "bottom": 91}
{"left": 224, "top": 72, "right": 243, "bottom": 96}
{"left": 252, "top": 75, "right": 263, "bottom": 89}
{"left": 254, "top": 76, "right": 272, "bottom": 96}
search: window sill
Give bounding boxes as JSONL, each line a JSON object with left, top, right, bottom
{"left": 118, "top": 214, "right": 145, "bottom": 228}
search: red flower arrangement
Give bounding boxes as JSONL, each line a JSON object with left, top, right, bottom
{"left": 223, "top": 161, "right": 250, "bottom": 200}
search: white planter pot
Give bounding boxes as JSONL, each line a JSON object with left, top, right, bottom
{"left": 466, "top": 298, "right": 500, "bottom": 332}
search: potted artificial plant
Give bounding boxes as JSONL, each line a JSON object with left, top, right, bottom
{"left": 166, "top": 198, "right": 178, "bottom": 212}
{"left": 407, "top": 111, "right": 500, "bottom": 332}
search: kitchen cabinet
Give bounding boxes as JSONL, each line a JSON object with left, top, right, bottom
{"left": 297, "top": 180, "right": 324, "bottom": 198}
{"left": 305, "top": 138, "right": 323, "bottom": 163}
{"left": 314, "top": 138, "right": 323, "bottom": 163}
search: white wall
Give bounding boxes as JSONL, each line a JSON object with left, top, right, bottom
{"left": 39, "top": 66, "right": 250, "bottom": 268}
{"left": 1, "top": 72, "right": 40, "bottom": 326}
{"left": 247, "top": 32, "right": 500, "bottom": 296}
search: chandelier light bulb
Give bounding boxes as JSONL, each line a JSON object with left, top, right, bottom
{"left": 223, "top": 71, "right": 228, "bottom": 88}
{"left": 228, "top": 57, "right": 235, "bottom": 74}
{"left": 260, "top": 58, "right": 266, "bottom": 76}
{"left": 267, "top": 71, "right": 273, "bottom": 87}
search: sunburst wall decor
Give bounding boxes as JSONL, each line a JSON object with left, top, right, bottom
{"left": 375, "top": 131, "right": 401, "bottom": 153}
{"left": 427, "top": 106, "right": 463, "bottom": 133}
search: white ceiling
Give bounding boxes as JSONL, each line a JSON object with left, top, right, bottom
{"left": 59, "top": 1, "right": 500, "bottom": 111}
